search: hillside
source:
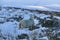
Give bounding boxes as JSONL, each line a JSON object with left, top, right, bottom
{"left": 0, "top": 7, "right": 60, "bottom": 40}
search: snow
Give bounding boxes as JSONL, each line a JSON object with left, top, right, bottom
{"left": 0, "top": 7, "right": 60, "bottom": 40}
{"left": 0, "top": 7, "right": 50, "bottom": 40}
{"left": 0, "top": 21, "right": 18, "bottom": 35}
{"left": 0, "top": 0, "right": 60, "bottom": 40}
{"left": 35, "top": 13, "right": 50, "bottom": 19}
{"left": 54, "top": 16, "right": 60, "bottom": 20}
{"left": 24, "top": 6, "right": 50, "bottom": 11}
{"left": 34, "top": 19, "right": 39, "bottom": 25}
{"left": 39, "top": 36, "right": 49, "bottom": 40}
{"left": 23, "top": 14, "right": 30, "bottom": 20}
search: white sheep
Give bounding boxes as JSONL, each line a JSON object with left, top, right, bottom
{"left": 19, "top": 14, "right": 34, "bottom": 29}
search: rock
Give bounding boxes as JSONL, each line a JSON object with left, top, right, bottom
{"left": 17, "top": 34, "right": 29, "bottom": 39}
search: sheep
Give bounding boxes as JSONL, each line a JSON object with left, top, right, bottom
{"left": 19, "top": 14, "right": 34, "bottom": 29}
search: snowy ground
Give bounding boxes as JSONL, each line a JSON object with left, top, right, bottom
{"left": 0, "top": 0, "right": 60, "bottom": 40}
{"left": 0, "top": 7, "right": 60, "bottom": 40}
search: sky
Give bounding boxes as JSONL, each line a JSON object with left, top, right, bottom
{"left": 0, "top": 0, "right": 60, "bottom": 6}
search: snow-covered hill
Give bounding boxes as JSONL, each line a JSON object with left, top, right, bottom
{"left": 0, "top": 7, "right": 60, "bottom": 40}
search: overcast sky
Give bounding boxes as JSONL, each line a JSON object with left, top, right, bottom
{"left": 0, "top": 0, "right": 60, "bottom": 6}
